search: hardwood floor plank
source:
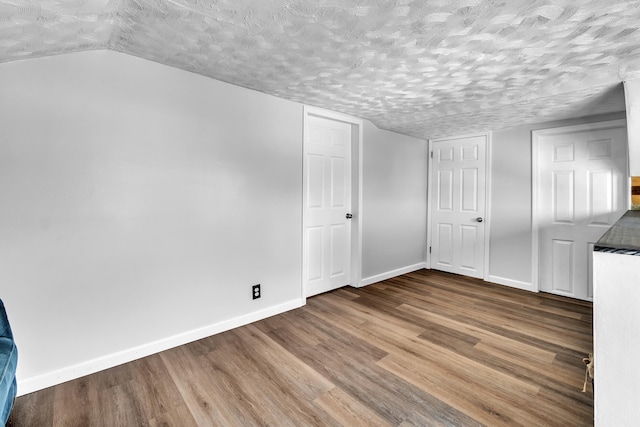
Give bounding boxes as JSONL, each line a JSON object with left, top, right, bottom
{"left": 93, "top": 362, "right": 134, "bottom": 391}
{"left": 308, "top": 306, "right": 542, "bottom": 402}
{"left": 378, "top": 354, "right": 521, "bottom": 427}
{"left": 331, "top": 288, "right": 361, "bottom": 300}
{"left": 160, "top": 345, "right": 240, "bottom": 426}
{"left": 96, "top": 381, "right": 147, "bottom": 427}
{"left": 127, "top": 354, "right": 186, "bottom": 421}
{"left": 313, "top": 293, "right": 426, "bottom": 338}
{"left": 196, "top": 326, "right": 340, "bottom": 426}
{"left": 534, "top": 388, "right": 594, "bottom": 426}
{"left": 8, "top": 269, "right": 593, "bottom": 426}
{"left": 52, "top": 375, "right": 100, "bottom": 427}
{"left": 471, "top": 340, "right": 581, "bottom": 386}
{"left": 6, "top": 386, "right": 54, "bottom": 427}
{"left": 149, "top": 404, "right": 198, "bottom": 427}
{"left": 254, "top": 309, "right": 327, "bottom": 349}
{"left": 400, "top": 303, "right": 557, "bottom": 364}
{"left": 184, "top": 334, "right": 221, "bottom": 358}
{"left": 313, "top": 387, "right": 392, "bottom": 427}
{"left": 224, "top": 325, "right": 335, "bottom": 400}
{"left": 393, "top": 286, "right": 591, "bottom": 354}
{"left": 417, "top": 319, "right": 481, "bottom": 350}
{"left": 298, "top": 340, "right": 479, "bottom": 426}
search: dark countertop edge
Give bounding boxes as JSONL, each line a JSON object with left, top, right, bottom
{"left": 594, "top": 210, "right": 640, "bottom": 255}
{"left": 593, "top": 246, "right": 640, "bottom": 256}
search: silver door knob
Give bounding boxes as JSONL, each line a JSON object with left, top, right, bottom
{"left": 476, "top": 217, "right": 483, "bottom": 223}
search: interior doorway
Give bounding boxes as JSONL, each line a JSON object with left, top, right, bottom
{"left": 303, "top": 107, "right": 362, "bottom": 297}
{"left": 532, "top": 120, "right": 628, "bottom": 301}
{"left": 428, "top": 133, "right": 490, "bottom": 279}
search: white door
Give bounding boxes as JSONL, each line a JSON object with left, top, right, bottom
{"left": 304, "top": 114, "right": 352, "bottom": 297}
{"left": 535, "top": 121, "right": 628, "bottom": 301}
{"left": 430, "top": 135, "right": 487, "bottom": 279}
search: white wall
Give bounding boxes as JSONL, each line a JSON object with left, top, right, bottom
{"left": 361, "top": 121, "right": 427, "bottom": 284}
{"left": 593, "top": 251, "right": 640, "bottom": 425}
{"left": 489, "top": 112, "right": 626, "bottom": 289}
{"left": 1, "top": 48, "right": 622, "bottom": 396}
{"left": 0, "top": 51, "right": 304, "bottom": 394}
{"left": 624, "top": 79, "right": 640, "bottom": 176}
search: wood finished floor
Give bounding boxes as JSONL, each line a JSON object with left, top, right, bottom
{"left": 8, "top": 270, "right": 594, "bottom": 426}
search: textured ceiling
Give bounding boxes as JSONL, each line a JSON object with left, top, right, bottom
{"left": 2, "top": 0, "right": 639, "bottom": 140}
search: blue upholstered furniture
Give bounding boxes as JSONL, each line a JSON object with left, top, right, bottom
{"left": 0, "top": 299, "right": 17, "bottom": 425}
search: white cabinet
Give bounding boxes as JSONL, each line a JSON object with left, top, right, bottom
{"left": 593, "top": 211, "right": 640, "bottom": 426}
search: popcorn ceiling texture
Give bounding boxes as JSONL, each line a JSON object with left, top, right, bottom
{"left": 1, "top": 0, "right": 638, "bottom": 139}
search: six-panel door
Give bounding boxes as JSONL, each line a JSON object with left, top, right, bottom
{"left": 430, "top": 135, "right": 487, "bottom": 279}
{"left": 304, "top": 115, "right": 352, "bottom": 297}
{"left": 537, "top": 123, "right": 628, "bottom": 301}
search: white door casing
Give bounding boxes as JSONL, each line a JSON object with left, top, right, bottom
{"left": 303, "top": 109, "right": 361, "bottom": 297}
{"left": 428, "top": 134, "right": 489, "bottom": 279}
{"left": 533, "top": 120, "right": 628, "bottom": 301}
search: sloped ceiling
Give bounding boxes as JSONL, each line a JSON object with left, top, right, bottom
{"left": 1, "top": 0, "right": 639, "bottom": 140}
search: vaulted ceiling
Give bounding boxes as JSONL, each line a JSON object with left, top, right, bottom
{"left": 2, "top": 0, "right": 639, "bottom": 140}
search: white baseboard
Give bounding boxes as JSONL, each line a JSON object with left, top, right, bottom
{"left": 486, "top": 274, "right": 537, "bottom": 293}
{"left": 17, "top": 298, "right": 304, "bottom": 396}
{"left": 359, "top": 262, "right": 427, "bottom": 287}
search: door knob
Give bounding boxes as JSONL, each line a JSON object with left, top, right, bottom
{"left": 346, "top": 213, "right": 353, "bottom": 219}
{"left": 476, "top": 217, "right": 483, "bottom": 223}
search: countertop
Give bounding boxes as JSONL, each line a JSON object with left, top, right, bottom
{"left": 594, "top": 210, "right": 640, "bottom": 255}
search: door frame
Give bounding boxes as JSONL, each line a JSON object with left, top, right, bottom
{"left": 531, "top": 119, "right": 629, "bottom": 293}
{"left": 426, "top": 132, "right": 492, "bottom": 281}
{"left": 302, "top": 106, "right": 363, "bottom": 300}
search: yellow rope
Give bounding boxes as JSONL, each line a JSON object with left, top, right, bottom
{"left": 582, "top": 353, "right": 594, "bottom": 392}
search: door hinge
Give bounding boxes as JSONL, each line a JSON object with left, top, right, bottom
{"left": 429, "top": 246, "right": 432, "bottom": 253}
{"left": 430, "top": 151, "right": 433, "bottom": 159}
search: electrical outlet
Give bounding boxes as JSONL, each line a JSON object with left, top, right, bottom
{"left": 252, "top": 284, "right": 261, "bottom": 300}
